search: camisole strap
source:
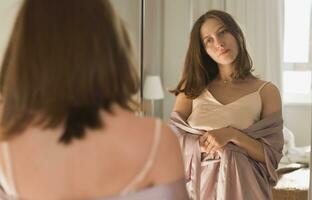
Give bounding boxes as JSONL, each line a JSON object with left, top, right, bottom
{"left": 0, "top": 142, "right": 18, "bottom": 196}
{"left": 257, "top": 81, "right": 270, "bottom": 92}
{"left": 120, "top": 119, "right": 162, "bottom": 195}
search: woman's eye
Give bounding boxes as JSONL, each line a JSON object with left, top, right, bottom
{"left": 203, "top": 38, "right": 213, "bottom": 47}
{"left": 219, "top": 30, "right": 226, "bottom": 35}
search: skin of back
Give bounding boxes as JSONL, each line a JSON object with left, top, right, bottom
{"left": 0, "top": 106, "right": 185, "bottom": 199}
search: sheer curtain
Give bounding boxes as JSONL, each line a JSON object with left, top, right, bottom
{"left": 190, "top": 0, "right": 284, "bottom": 89}
{"left": 162, "top": 0, "right": 284, "bottom": 119}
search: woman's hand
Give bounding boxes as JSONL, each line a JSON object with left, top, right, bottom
{"left": 199, "top": 127, "right": 233, "bottom": 155}
{"left": 200, "top": 126, "right": 267, "bottom": 163}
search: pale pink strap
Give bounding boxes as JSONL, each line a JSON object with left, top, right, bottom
{"left": 257, "top": 81, "right": 270, "bottom": 92}
{"left": 0, "top": 142, "right": 18, "bottom": 196}
{"left": 120, "top": 119, "right": 162, "bottom": 195}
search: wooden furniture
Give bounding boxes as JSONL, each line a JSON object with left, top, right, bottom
{"left": 272, "top": 166, "right": 309, "bottom": 200}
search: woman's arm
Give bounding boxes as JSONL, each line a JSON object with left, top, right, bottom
{"left": 233, "top": 83, "right": 282, "bottom": 163}
{"left": 172, "top": 92, "right": 192, "bottom": 121}
{"left": 201, "top": 83, "right": 282, "bottom": 163}
{"left": 200, "top": 126, "right": 266, "bottom": 162}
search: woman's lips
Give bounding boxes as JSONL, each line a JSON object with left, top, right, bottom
{"left": 219, "top": 49, "right": 230, "bottom": 56}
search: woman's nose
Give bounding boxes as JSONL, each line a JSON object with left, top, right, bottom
{"left": 215, "top": 38, "right": 225, "bottom": 48}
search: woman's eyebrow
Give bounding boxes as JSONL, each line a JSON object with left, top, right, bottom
{"left": 215, "top": 25, "right": 225, "bottom": 33}
{"left": 202, "top": 25, "right": 225, "bottom": 41}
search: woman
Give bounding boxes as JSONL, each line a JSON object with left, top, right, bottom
{"left": 0, "top": 0, "right": 188, "bottom": 199}
{"left": 170, "top": 10, "right": 283, "bottom": 200}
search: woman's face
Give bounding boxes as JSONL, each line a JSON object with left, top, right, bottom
{"left": 200, "top": 18, "right": 239, "bottom": 66}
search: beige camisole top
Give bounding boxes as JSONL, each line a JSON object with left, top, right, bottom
{"left": 187, "top": 82, "right": 270, "bottom": 130}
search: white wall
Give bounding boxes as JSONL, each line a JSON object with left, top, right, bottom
{"left": 283, "top": 104, "right": 311, "bottom": 146}
{"left": 141, "top": 0, "right": 164, "bottom": 117}
{"left": 110, "top": 0, "right": 140, "bottom": 59}
{"left": 0, "top": 0, "right": 141, "bottom": 68}
{"left": 162, "top": 0, "right": 190, "bottom": 120}
{"left": 0, "top": 0, "right": 22, "bottom": 65}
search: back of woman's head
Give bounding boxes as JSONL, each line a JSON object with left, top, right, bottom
{"left": 0, "top": 0, "right": 139, "bottom": 143}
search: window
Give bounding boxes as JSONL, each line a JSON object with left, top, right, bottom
{"left": 283, "top": 71, "right": 311, "bottom": 104}
{"left": 283, "top": 0, "right": 311, "bottom": 63}
{"left": 283, "top": 0, "right": 312, "bottom": 104}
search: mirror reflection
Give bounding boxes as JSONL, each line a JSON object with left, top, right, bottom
{"left": 0, "top": 0, "right": 310, "bottom": 199}
{"left": 139, "top": 0, "right": 311, "bottom": 199}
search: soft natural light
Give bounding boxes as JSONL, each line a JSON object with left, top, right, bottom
{"left": 283, "top": 71, "right": 312, "bottom": 104}
{"left": 283, "top": 71, "right": 311, "bottom": 94}
{"left": 283, "top": 0, "right": 311, "bottom": 63}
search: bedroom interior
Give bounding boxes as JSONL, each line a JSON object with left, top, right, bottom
{"left": 0, "top": 0, "right": 311, "bottom": 199}
{"left": 110, "top": 0, "right": 311, "bottom": 199}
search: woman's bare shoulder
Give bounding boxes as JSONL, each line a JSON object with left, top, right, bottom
{"left": 132, "top": 115, "right": 185, "bottom": 183}
{"left": 244, "top": 77, "right": 266, "bottom": 86}
{"left": 256, "top": 80, "right": 281, "bottom": 97}
{"left": 132, "top": 115, "right": 181, "bottom": 147}
{"left": 149, "top": 120, "right": 185, "bottom": 185}
{"left": 257, "top": 81, "right": 282, "bottom": 118}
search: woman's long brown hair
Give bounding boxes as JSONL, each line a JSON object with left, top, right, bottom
{"left": 171, "top": 10, "right": 254, "bottom": 98}
{"left": 0, "top": 0, "right": 139, "bottom": 144}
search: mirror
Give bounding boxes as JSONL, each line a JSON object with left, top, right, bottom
{"left": 0, "top": 0, "right": 310, "bottom": 199}
{"left": 140, "top": 0, "right": 311, "bottom": 199}
{"left": 110, "top": 0, "right": 142, "bottom": 103}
